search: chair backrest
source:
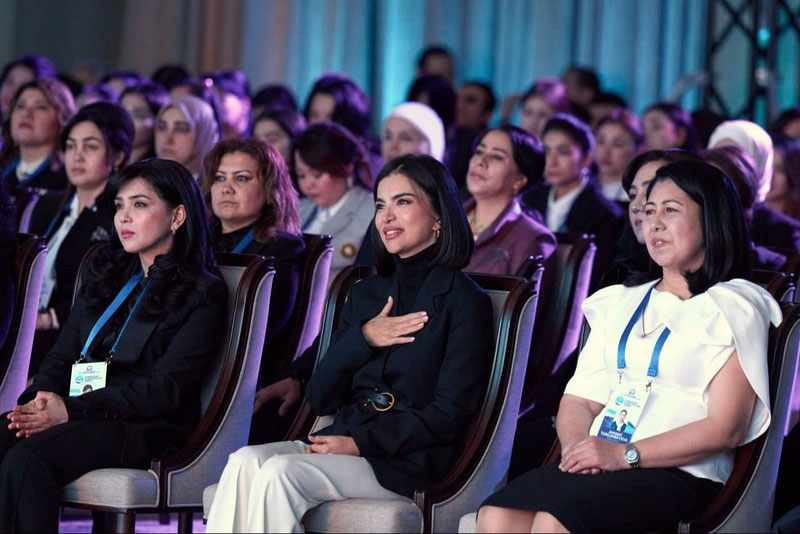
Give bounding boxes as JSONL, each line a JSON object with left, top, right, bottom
{"left": 519, "top": 233, "right": 596, "bottom": 416}
{"left": 677, "top": 303, "right": 800, "bottom": 533}
{"left": 152, "top": 252, "right": 275, "bottom": 508}
{"left": 284, "top": 265, "right": 377, "bottom": 440}
{"left": 261, "top": 234, "right": 333, "bottom": 382}
{"left": 0, "top": 234, "right": 46, "bottom": 411}
{"left": 420, "top": 273, "right": 540, "bottom": 533}
{"left": 751, "top": 269, "right": 796, "bottom": 302}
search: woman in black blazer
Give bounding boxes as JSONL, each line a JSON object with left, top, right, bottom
{"left": 28, "top": 102, "right": 134, "bottom": 376}
{"left": 0, "top": 159, "right": 228, "bottom": 532}
{"left": 207, "top": 155, "right": 494, "bottom": 532}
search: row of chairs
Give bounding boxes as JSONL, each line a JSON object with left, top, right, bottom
{"left": 1, "top": 231, "right": 798, "bottom": 532}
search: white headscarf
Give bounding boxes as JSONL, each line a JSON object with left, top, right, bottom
{"left": 156, "top": 95, "right": 220, "bottom": 177}
{"left": 708, "top": 120, "right": 773, "bottom": 202}
{"left": 385, "top": 102, "right": 445, "bottom": 162}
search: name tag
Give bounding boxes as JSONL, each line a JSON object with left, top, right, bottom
{"left": 597, "top": 381, "right": 650, "bottom": 443}
{"left": 69, "top": 361, "right": 108, "bottom": 397}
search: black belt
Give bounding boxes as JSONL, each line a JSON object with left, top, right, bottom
{"left": 359, "top": 388, "right": 412, "bottom": 413}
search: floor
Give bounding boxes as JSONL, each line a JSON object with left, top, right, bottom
{"left": 59, "top": 510, "right": 207, "bottom": 533}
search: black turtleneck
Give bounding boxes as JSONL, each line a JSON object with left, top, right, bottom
{"left": 393, "top": 244, "right": 438, "bottom": 315}
{"left": 212, "top": 222, "right": 255, "bottom": 253}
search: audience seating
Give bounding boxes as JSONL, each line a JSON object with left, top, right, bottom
{"left": 16, "top": 189, "right": 63, "bottom": 234}
{"left": 259, "top": 233, "right": 333, "bottom": 383}
{"left": 0, "top": 233, "right": 46, "bottom": 412}
{"left": 59, "top": 252, "right": 275, "bottom": 534}
{"left": 203, "top": 266, "right": 542, "bottom": 533}
{"left": 751, "top": 269, "right": 796, "bottom": 302}
{"left": 518, "top": 233, "right": 596, "bottom": 416}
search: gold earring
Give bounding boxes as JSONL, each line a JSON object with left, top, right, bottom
{"left": 434, "top": 228, "right": 441, "bottom": 239}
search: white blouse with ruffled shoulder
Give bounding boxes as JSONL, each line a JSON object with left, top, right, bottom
{"left": 564, "top": 279, "right": 783, "bottom": 483}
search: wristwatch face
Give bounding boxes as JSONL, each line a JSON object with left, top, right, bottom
{"left": 625, "top": 447, "right": 639, "bottom": 463}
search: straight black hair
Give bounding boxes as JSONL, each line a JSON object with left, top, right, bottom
{"left": 542, "top": 113, "right": 594, "bottom": 157}
{"left": 61, "top": 102, "right": 135, "bottom": 168}
{"left": 82, "top": 159, "right": 220, "bottom": 315}
{"left": 372, "top": 154, "right": 473, "bottom": 275}
{"left": 475, "top": 125, "right": 545, "bottom": 191}
{"left": 625, "top": 160, "right": 752, "bottom": 295}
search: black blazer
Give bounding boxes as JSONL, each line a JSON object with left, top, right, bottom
{"left": 30, "top": 194, "right": 113, "bottom": 324}
{"left": 521, "top": 181, "right": 624, "bottom": 285}
{"left": 0, "top": 229, "right": 15, "bottom": 349}
{"left": 21, "top": 272, "right": 228, "bottom": 467}
{"left": 212, "top": 224, "right": 305, "bottom": 384}
{"left": 751, "top": 203, "right": 800, "bottom": 254}
{"left": 2, "top": 158, "right": 68, "bottom": 191}
{"left": 307, "top": 266, "right": 494, "bottom": 497}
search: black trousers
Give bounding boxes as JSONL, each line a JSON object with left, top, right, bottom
{"left": 0, "top": 415, "right": 128, "bottom": 533}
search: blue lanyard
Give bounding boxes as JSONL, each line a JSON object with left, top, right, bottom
{"left": 43, "top": 193, "right": 75, "bottom": 240}
{"left": 79, "top": 271, "right": 150, "bottom": 361}
{"left": 0, "top": 154, "right": 52, "bottom": 188}
{"left": 301, "top": 206, "right": 318, "bottom": 231}
{"left": 231, "top": 228, "right": 254, "bottom": 253}
{"left": 617, "top": 284, "right": 671, "bottom": 382}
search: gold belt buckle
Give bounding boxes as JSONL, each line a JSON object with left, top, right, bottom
{"left": 369, "top": 391, "right": 395, "bottom": 412}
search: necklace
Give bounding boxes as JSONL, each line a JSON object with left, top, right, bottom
{"left": 468, "top": 210, "right": 489, "bottom": 236}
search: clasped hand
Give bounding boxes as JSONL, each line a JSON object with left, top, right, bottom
{"left": 7, "top": 391, "right": 68, "bottom": 438}
{"left": 361, "top": 296, "right": 428, "bottom": 347}
{"left": 305, "top": 435, "right": 360, "bottom": 456}
{"left": 558, "top": 437, "right": 627, "bottom": 474}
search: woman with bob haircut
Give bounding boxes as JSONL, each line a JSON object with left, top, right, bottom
{"left": 464, "top": 125, "right": 556, "bottom": 275}
{"left": 202, "top": 138, "right": 304, "bottom": 383}
{"left": 477, "top": 159, "right": 781, "bottom": 533}
{"left": 154, "top": 94, "right": 220, "bottom": 180}
{"left": 522, "top": 113, "right": 623, "bottom": 283}
{"left": 207, "top": 154, "right": 494, "bottom": 532}
{"left": 0, "top": 78, "right": 76, "bottom": 192}
{"left": 0, "top": 159, "right": 228, "bottom": 532}
{"left": 27, "top": 102, "right": 135, "bottom": 375}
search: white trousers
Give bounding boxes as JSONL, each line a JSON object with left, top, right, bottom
{"left": 205, "top": 440, "right": 403, "bottom": 533}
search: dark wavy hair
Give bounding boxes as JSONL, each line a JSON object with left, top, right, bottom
{"left": 202, "top": 138, "right": 300, "bottom": 240}
{"left": 372, "top": 154, "right": 473, "bottom": 275}
{"left": 252, "top": 108, "right": 306, "bottom": 142}
{"left": 151, "top": 64, "right": 190, "bottom": 91}
{"left": 81, "top": 159, "right": 220, "bottom": 316}
{"left": 304, "top": 73, "right": 372, "bottom": 141}
{"left": 253, "top": 84, "right": 297, "bottom": 113}
{"left": 625, "top": 160, "right": 752, "bottom": 295}
{"left": 643, "top": 102, "right": 699, "bottom": 153}
{"left": 474, "top": 125, "right": 545, "bottom": 192}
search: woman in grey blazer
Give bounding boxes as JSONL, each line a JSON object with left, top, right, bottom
{"left": 295, "top": 122, "right": 375, "bottom": 281}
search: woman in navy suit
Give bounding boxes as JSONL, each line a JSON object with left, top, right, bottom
{"left": 0, "top": 159, "right": 228, "bottom": 532}
{"left": 207, "top": 154, "right": 494, "bottom": 532}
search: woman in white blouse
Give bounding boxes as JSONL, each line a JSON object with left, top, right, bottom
{"left": 477, "top": 159, "right": 782, "bottom": 533}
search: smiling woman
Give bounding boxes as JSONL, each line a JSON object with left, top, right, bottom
{"left": 207, "top": 155, "right": 493, "bottom": 532}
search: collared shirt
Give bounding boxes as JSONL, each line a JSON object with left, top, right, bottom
{"left": 600, "top": 181, "right": 629, "bottom": 202}
{"left": 545, "top": 178, "right": 587, "bottom": 232}
{"left": 16, "top": 156, "right": 48, "bottom": 182}
{"left": 304, "top": 187, "right": 354, "bottom": 234}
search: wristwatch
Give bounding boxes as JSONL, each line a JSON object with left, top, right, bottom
{"left": 624, "top": 443, "right": 641, "bottom": 469}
